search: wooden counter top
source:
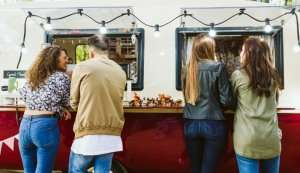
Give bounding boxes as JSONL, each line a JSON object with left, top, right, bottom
{"left": 123, "top": 107, "right": 183, "bottom": 114}
{"left": 0, "top": 105, "right": 183, "bottom": 114}
{"left": 0, "top": 105, "right": 299, "bottom": 114}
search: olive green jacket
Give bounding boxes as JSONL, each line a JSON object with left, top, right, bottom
{"left": 230, "top": 69, "right": 281, "bottom": 159}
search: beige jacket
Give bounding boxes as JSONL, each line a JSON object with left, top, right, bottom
{"left": 70, "top": 56, "right": 126, "bottom": 138}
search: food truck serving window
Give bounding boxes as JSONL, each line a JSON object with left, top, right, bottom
{"left": 46, "top": 28, "right": 145, "bottom": 90}
{"left": 175, "top": 26, "right": 284, "bottom": 90}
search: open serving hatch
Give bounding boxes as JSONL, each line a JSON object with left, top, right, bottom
{"left": 175, "top": 6, "right": 297, "bottom": 90}
{"left": 21, "top": 6, "right": 145, "bottom": 90}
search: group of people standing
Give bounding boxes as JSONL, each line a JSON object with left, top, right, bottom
{"left": 19, "top": 35, "right": 126, "bottom": 173}
{"left": 18, "top": 34, "right": 282, "bottom": 173}
{"left": 183, "top": 35, "right": 282, "bottom": 173}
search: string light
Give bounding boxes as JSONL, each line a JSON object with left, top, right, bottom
{"left": 209, "top": 23, "right": 216, "bottom": 37}
{"left": 294, "top": 43, "right": 300, "bottom": 53}
{"left": 291, "top": 8, "right": 300, "bottom": 53}
{"left": 154, "top": 24, "right": 160, "bottom": 38}
{"left": 264, "top": 18, "right": 273, "bottom": 33}
{"left": 20, "top": 43, "right": 27, "bottom": 54}
{"left": 44, "top": 17, "right": 52, "bottom": 31}
{"left": 16, "top": 8, "right": 300, "bottom": 69}
{"left": 99, "top": 20, "right": 107, "bottom": 34}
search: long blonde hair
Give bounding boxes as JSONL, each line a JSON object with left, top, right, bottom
{"left": 184, "top": 34, "right": 216, "bottom": 105}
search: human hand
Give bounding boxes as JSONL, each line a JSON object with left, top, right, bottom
{"left": 63, "top": 110, "right": 72, "bottom": 120}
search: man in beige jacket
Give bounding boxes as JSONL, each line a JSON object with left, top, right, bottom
{"left": 68, "top": 35, "right": 126, "bottom": 173}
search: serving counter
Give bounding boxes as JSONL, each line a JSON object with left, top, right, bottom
{"left": 0, "top": 105, "right": 300, "bottom": 173}
{"left": 0, "top": 105, "right": 184, "bottom": 114}
{"left": 0, "top": 105, "right": 299, "bottom": 114}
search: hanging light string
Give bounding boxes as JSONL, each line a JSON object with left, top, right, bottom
{"left": 16, "top": 11, "right": 32, "bottom": 69}
{"left": 16, "top": 8, "right": 300, "bottom": 69}
{"left": 296, "top": 13, "right": 300, "bottom": 46}
{"left": 291, "top": 8, "right": 300, "bottom": 47}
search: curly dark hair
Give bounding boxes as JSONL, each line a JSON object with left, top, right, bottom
{"left": 26, "top": 46, "right": 67, "bottom": 90}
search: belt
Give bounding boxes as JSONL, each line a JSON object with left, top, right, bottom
{"left": 23, "top": 114, "right": 59, "bottom": 119}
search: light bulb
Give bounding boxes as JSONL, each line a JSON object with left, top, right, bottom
{"left": 264, "top": 18, "right": 273, "bottom": 33}
{"left": 99, "top": 20, "right": 107, "bottom": 34}
{"left": 154, "top": 31, "right": 160, "bottom": 38}
{"left": 44, "top": 23, "right": 52, "bottom": 31}
{"left": 21, "top": 44, "right": 27, "bottom": 54}
{"left": 209, "top": 29, "right": 216, "bottom": 37}
{"left": 209, "top": 23, "right": 216, "bottom": 37}
{"left": 154, "top": 24, "right": 160, "bottom": 38}
{"left": 293, "top": 43, "right": 300, "bottom": 53}
{"left": 99, "top": 27, "right": 107, "bottom": 34}
{"left": 22, "top": 47, "right": 28, "bottom": 54}
{"left": 264, "top": 24, "right": 273, "bottom": 33}
{"left": 131, "top": 34, "right": 136, "bottom": 44}
{"left": 44, "top": 17, "right": 52, "bottom": 31}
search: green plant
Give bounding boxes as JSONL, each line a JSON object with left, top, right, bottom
{"left": 76, "top": 45, "right": 89, "bottom": 63}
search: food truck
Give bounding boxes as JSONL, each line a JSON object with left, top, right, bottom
{"left": 0, "top": 0, "right": 300, "bottom": 172}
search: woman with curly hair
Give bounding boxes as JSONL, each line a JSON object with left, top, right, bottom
{"left": 19, "top": 46, "right": 71, "bottom": 173}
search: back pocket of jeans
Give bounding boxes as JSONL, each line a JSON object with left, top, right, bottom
{"left": 209, "top": 123, "right": 227, "bottom": 137}
{"left": 32, "top": 121, "right": 60, "bottom": 148}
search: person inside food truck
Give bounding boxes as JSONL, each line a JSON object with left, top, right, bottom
{"left": 69, "top": 35, "right": 127, "bottom": 173}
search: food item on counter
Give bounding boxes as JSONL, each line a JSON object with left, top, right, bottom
{"left": 174, "top": 99, "right": 183, "bottom": 107}
{"left": 127, "top": 92, "right": 183, "bottom": 107}
{"left": 129, "top": 92, "right": 142, "bottom": 107}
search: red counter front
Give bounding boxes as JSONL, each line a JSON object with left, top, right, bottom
{"left": 0, "top": 107, "right": 299, "bottom": 173}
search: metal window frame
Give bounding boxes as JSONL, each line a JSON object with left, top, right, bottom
{"left": 45, "top": 28, "right": 145, "bottom": 90}
{"left": 175, "top": 26, "right": 284, "bottom": 90}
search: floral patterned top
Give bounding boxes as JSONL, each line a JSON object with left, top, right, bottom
{"left": 19, "top": 71, "right": 71, "bottom": 114}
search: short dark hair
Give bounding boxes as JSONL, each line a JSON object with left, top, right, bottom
{"left": 87, "top": 35, "right": 108, "bottom": 51}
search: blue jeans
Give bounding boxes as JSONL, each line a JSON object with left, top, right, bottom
{"left": 68, "top": 151, "right": 114, "bottom": 173}
{"left": 18, "top": 116, "right": 60, "bottom": 173}
{"left": 236, "top": 154, "right": 280, "bottom": 173}
{"left": 184, "top": 119, "right": 227, "bottom": 173}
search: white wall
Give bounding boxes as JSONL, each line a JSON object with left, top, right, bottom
{"left": 0, "top": 0, "right": 299, "bottom": 108}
